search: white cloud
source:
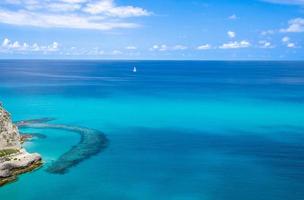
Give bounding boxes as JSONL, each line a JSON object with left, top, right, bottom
{"left": 0, "top": 0, "right": 150, "bottom": 30}
{"left": 48, "top": 42, "right": 59, "bottom": 51}
{"left": 150, "top": 44, "right": 188, "bottom": 51}
{"left": 32, "top": 43, "right": 41, "bottom": 51}
{"left": 197, "top": 44, "right": 211, "bottom": 50}
{"left": 228, "top": 14, "right": 237, "bottom": 20}
{"left": 60, "top": 0, "right": 88, "bottom": 3}
{"left": 150, "top": 45, "right": 159, "bottom": 51}
{"left": 12, "top": 41, "right": 21, "bottom": 49}
{"left": 282, "top": 36, "right": 290, "bottom": 42}
{"left": 262, "top": 0, "right": 304, "bottom": 5}
{"left": 281, "top": 36, "right": 297, "bottom": 48}
{"left": 227, "top": 31, "right": 236, "bottom": 38}
{"left": 64, "top": 46, "right": 135, "bottom": 57}
{"left": 280, "top": 18, "right": 304, "bottom": 33}
{"left": 0, "top": 10, "right": 139, "bottom": 30}
{"left": 287, "top": 43, "right": 296, "bottom": 48}
{"left": 22, "top": 42, "right": 29, "bottom": 50}
{"left": 46, "top": 3, "right": 82, "bottom": 12}
{"left": 159, "top": 45, "right": 168, "bottom": 51}
{"left": 172, "top": 45, "right": 188, "bottom": 50}
{"left": 219, "top": 40, "right": 251, "bottom": 49}
{"left": 1, "top": 37, "right": 60, "bottom": 53}
{"left": 259, "top": 40, "right": 274, "bottom": 48}
{"left": 82, "top": 0, "right": 150, "bottom": 17}
{"left": 261, "top": 30, "right": 275, "bottom": 36}
{"left": 125, "top": 46, "right": 137, "bottom": 50}
{"left": 2, "top": 38, "right": 10, "bottom": 47}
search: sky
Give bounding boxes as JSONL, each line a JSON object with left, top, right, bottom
{"left": 0, "top": 0, "right": 303, "bottom": 60}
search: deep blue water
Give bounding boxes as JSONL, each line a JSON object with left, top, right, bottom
{"left": 0, "top": 60, "right": 304, "bottom": 200}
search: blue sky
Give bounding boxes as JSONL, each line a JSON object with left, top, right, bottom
{"left": 0, "top": 0, "right": 303, "bottom": 60}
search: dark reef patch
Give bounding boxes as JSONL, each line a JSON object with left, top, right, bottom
{"left": 16, "top": 118, "right": 56, "bottom": 127}
{"left": 30, "top": 133, "right": 47, "bottom": 139}
{"left": 16, "top": 118, "right": 108, "bottom": 174}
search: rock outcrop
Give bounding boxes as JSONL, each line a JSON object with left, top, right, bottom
{"left": 0, "top": 107, "right": 21, "bottom": 150}
{"left": 0, "top": 104, "right": 42, "bottom": 186}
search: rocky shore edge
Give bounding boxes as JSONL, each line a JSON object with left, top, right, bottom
{"left": 0, "top": 150, "right": 42, "bottom": 186}
{"left": 0, "top": 104, "right": 42, "bottom": 187}
{"left": 1, "top": 105, "right": 108, "bottom": 186}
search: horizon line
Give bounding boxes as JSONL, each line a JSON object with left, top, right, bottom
{"left": 0, "top": 58, "right": 303, "bottom": 62}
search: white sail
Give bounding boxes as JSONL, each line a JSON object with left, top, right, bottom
{"left": 133, "top": 67, "right": 137, "bottom": 73}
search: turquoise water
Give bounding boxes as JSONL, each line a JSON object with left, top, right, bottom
{"left": 0, "top": 61, "right": 304, "bottom": 199}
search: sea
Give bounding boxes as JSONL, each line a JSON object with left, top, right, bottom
{"left": 0, "top": 60, "right": 303, "bottom": 200}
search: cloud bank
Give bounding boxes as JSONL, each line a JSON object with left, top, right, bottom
{"left": 219, "top": 40, "right": 251, "bottom": 49}
{"left": 280, "top": 18, "right": 304, "bottom": 32}
{"left": 0, "top": 0, "right": 151, "bottom": 30}
{"left": 1, "top": 37, "right": 59, "bottom": 53}
{"left": 262, "top": 0, "right": 304, "bottom": 6}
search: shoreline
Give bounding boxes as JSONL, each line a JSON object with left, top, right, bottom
{"left": 0, "top": 105, "right": 42, "bottom": 187}
{"left": 0, "top": 149, "right": 42, "bottom": 187}
{"left": 1, "top": 106, "right": 108, "bottom": 186}
{"left": 0, "top": 159, "right": 42, "bottom": 187}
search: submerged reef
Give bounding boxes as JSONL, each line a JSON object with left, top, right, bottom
{"left": 16, "top": 118, "right": 108, "bottom": 174}
{"left": 1, "top": 104, "right": 108, "bottom": 187}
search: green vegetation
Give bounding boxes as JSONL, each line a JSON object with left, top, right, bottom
{"left": 0, "top": 149, "right": 19, "bottom": 157}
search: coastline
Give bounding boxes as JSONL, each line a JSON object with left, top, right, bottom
{"left": 0, "top": 147, "right": 42, "bottom": 187}
{"left": 0, "top": 157, "right": 42, "bottom": 187}
{"left": 1, "top": 106, "right": 108, "bottom": 186}
{"left": 0, "top": 105, "right": 42, "bottom": 187}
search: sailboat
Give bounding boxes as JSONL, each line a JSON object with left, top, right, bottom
{"left": 133, "top": 66, "right": 137, "bottom": 73}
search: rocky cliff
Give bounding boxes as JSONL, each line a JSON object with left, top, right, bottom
{"left": 0, "top": 106, "right": 21, "bottom": 150}
{"left": 0, "top": 104, "right": 42, "bottom": 186}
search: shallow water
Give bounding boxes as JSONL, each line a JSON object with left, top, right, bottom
{"left": 0, "top": 60, "right": 304, "bottom": 200}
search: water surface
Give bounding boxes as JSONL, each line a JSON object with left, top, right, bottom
{"left": 0, "top": 60, "right": 303, "bottom": 200}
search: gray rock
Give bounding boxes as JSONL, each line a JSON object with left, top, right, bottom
{"left": 0, "top": 104, "right": 41, "bottom": 180}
